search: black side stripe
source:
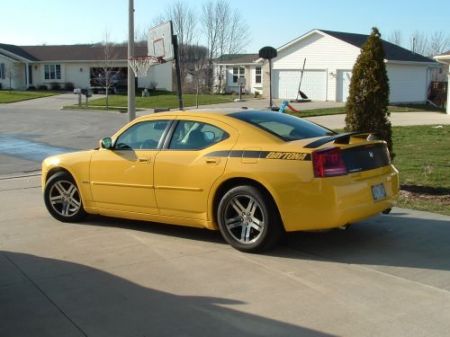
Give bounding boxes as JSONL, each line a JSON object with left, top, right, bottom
{"left": 206, "top": 150, "right": 311, "bottom": 161}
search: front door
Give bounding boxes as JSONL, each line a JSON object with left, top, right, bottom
{"left": 154, "top": 118, "right": 237, "bottom": 220}
{"left": 90, "top": 120, "right": 170, "bottom": 214}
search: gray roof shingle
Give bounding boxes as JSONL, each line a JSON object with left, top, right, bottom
{"left": 0, "top": 44, "right": 147, "bottom": 62}
{"left": 320, "top": 30, "right": 435, "bottom": 63}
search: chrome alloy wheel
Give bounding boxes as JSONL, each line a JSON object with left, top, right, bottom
{"left": 48, "top": 180, "right": 82, "bottom": 217}
{"left": 223, "top": 194, "right": 265, "bottom": 244}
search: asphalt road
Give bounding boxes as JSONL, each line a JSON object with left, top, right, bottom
{"left": 1, "top": 174, "right": 450, "bottom": 337}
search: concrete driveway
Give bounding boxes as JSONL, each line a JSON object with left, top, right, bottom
{"left": 1, "top": 174, "right": 450, "bottom": 337}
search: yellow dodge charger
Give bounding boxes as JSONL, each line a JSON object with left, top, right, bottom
{"left": 42, "top": 110, "right": 399, "bottom": 252}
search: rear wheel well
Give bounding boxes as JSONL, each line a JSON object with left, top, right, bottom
{"left": 213, "top": 178, "right": 283, "bottom": 229}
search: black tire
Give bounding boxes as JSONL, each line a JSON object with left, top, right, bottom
{"left": 217, "top": 185, "right": 283, "bottom": 252}
{"left": 44, "top": 172, "right": 87, "bottom": 222}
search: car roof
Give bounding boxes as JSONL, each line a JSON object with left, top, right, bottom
{"left": 135, "top": 109, "right": 277, "bottom": 122}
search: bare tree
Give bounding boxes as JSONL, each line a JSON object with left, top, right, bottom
{"left": 201, "top": 0, "right": 250, "bottom": 92}
{"left": 428, "top": 31, "right": 450, "bottom": 57}
{"left": 183, "top": 44, "right": 208, "bottom": 104}
{"left": 409, "top": 31, "right": 428, "bottom": 55}
{"left": 387, "top": 30, "right": 402, "bottom": 46}
{"left": 93, "top": 32, "right": 122, "bottom": 110}
{"left": 164, "top": 1, "right": 196, "bottom": 80}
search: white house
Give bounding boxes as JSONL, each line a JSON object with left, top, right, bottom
{"left": 0, "top": 43, "right": 172, "bottom": 91}
{"left": 213, "top": 54, "right": 264, "bottom": 95}
{"left": 434, "top": 51, "right": 450, "bottom": 114}
{"left": 214, "top": 29, "right": 438, "bottom": 104}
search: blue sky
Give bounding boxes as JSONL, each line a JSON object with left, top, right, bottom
{"left": 2, "top": 0, "right": 449, "bottom": 51}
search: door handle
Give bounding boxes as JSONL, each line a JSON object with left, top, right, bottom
{"left": 205, "top": 158, "right": 219, "bottom": 164}
{"left": 138, "top": 157, "right": 151, "bottom": 163}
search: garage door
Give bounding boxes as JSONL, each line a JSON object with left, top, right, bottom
{"left": 273, "top": 70, "right": 327, "bottom": 101}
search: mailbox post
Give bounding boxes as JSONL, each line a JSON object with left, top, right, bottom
{"left": 80, "top": 88, "right": 93, "bottom": 107}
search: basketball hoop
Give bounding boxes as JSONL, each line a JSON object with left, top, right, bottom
{"left": 128, "top": 56, "right": 164, "bottom": 77}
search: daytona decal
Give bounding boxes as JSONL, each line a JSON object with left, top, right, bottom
{"left": 265, "top": 152, "right": 309, "bottom": 161}
{"left": 206, "top": 150, "right": 311, "bottom": 161}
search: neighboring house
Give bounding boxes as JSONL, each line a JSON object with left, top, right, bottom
{"left": 434, "top": 51, "right": 450, "bottom": 114}
{"left": 213, "top": 54, "right": 263, "bottom": 95}
{"left": 0, "top": 43, "right": 172, "bottom": 91}
{"left": 215, "top": 29, "right": 438, "bottom": 103}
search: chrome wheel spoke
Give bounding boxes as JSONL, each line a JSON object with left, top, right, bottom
{"left": 231, "top": 198, "right": 246, "bottom": 214}
{"left": 67, "top": 184, "right": 77, "bottom": 198}
{"left": 54, "top": 182, "right": 67, "bottom": 195}
{"left": 61, "top": 201, "right": 71, "bottom": 216}
{"left": 247, "top": 199, "right": 257, "bottom": 216}
{"left": 250, "top": 218, "right": 262, "bottom": 231}
{"left": 50, "top": 195, "right": 64, "bottom": 205}
{"left": 69, "top": 198, "right": 81, "bottom": 209}
{"left": 226, "top": 216, "right": 242, "bottom": 229}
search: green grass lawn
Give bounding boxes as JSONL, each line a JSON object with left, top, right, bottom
{"left": 392, "top": 125, "right": 450, "bottom": 215}
{"left": 289, "top": 104, "right": 445, "bottom": 117}
{"left": 87, "top": 92, "right": 249, "bottom": 110}
{"left": 0, "top": 90, "right": 57, "bottom": 103}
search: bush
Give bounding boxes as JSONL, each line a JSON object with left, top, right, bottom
{"left": 38, "top": 85, "right": 48, "bottom": 90}
{"left": 345, "top": 27, "right": 394, "bottom": 158}
{"left": 49, "top": 82, "right": 61, "bottom": 91}
{"left": 64, "top": 82, "right": 75, "bottom": 91}
{"left": 27, "top": 86, "right": 36, "bottom": 91}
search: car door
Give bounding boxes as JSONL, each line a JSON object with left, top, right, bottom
{"left": 154, "top": 117, "right": 237, "bottom": 220}
{"left": 90, "top": 119, "right": 171, "bottom": 214}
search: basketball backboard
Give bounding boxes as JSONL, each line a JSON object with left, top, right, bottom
{"left": 148, "top": 21, "right": 174, "bottom": 62}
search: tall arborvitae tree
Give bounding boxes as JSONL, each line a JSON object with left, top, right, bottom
{"left": 345, "top": 27, "right": 394, "bottom": 158}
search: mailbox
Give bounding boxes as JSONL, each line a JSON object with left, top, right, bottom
{"left": 80, "top": 88, "right": 93, "bottom": 97}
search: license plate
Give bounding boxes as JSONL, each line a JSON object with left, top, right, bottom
{"left": 372, "top": 183, "right": 386, "bottom": 201}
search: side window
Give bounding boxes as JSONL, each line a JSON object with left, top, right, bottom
{"left": 115, "top": 120, "right": 169, "bottom": 150}
{"left": 169, "top": 121, "right": 228, "bottom": 150}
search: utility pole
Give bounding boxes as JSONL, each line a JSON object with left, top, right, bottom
{"left": 127, "top": 0, "right": 136, "bottom": 121}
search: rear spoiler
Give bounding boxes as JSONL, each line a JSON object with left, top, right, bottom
{"left": 304, "top": 132, "right": 374, "bottom": 149}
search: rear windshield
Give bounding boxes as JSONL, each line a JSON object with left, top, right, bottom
{"left": 229, "top": 111, "right": 335, "bottom": 141}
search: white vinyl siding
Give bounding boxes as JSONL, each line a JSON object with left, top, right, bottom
{"left": 272, "top": 32, "right": 360, "bottom": 101}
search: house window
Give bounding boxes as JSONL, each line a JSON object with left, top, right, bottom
{"left": 232, "top": 66, "right": 245, "bottom": 83}
{"left": 44, "top": 64, "right": 61, "bottom": 80}
{"left": 255, "top": 66, "right": 262, "bottom": 84}
{"left": 0, "top": 63, "right": 5, "bottom": 79}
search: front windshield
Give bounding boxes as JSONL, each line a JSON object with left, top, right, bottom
{"left": 229, "top": 111, "right": 335, "bottom": 141}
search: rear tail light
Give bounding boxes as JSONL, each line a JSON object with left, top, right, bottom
{"left": 312, "top": 147, "right": 348, "bottom": 177}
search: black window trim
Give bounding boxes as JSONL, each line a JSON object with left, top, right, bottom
{"left": 162, "top": 119, "right": 230, "bottom": 151}
{"left": 228, "top": 111, "right": 336, "bottom": 142}
{"left": 112, "top": 119, "right": 175, "bottom": 151}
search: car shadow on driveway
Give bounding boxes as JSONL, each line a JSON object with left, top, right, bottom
{"left": 1, "top": 251, "right": 335, "bottom": 337}
{"left": 81, "top": 211, "right": 450, "bottom": 273}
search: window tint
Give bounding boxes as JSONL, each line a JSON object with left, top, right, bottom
{"left": 115, "top": 120, "right": 170, "bottom": 150}
{"left": 169, "top": 121, "right": 228, "bottom": 150}
{"left": 229, "top": 111, "right": 334, "bottom": 141}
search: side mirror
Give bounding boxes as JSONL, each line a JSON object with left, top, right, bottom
{"left": 100, "top": 137, "right": 113, "bottom": 149}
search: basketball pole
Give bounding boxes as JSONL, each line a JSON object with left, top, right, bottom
{"left": 171, "top": 21, "right": 184, "bottom": 111}
{"left": 128, "top": 0, "right": 136, "bottom": 121}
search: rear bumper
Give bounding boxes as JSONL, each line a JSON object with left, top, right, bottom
{"left": 279, "top": 165, "right": 399, "bottom": 231}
